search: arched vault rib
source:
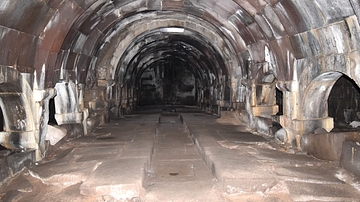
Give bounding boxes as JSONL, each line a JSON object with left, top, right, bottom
{"left": 117, "top": 29, "right": 226, "bottom": 90}
{"left": 93, "top": 11, "right": 242, "bottom": 83}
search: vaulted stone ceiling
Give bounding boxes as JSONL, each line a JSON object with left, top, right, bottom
{"left": 1, "top": 0, "right": 360, "bottom": 158}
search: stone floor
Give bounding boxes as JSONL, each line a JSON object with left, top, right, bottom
{"left": 1, "top": 108, "right": 360, "bottom": 201}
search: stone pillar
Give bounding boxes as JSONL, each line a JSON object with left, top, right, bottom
{"left": 33, "top": 88, "right": 56, "bottom": 158}
{"left": 243, "top": 78, "right": 279, "bottom": 134}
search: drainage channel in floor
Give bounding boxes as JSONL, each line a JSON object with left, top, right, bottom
{"left": 143, "top": 108, "right": 222, "bottom": 201}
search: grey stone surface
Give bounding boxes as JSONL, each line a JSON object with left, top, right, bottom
{"left": 46, "top": 125, "right": 67, "bottom": 145}
{"left": 340, "top": 141, "right": 360, "bottom": 177}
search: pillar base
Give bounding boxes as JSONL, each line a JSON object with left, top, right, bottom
{"left": 279, "top": 116, "right": 334, "bottom": 147}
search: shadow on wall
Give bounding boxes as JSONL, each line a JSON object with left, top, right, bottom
{"left": 0, "top": 107, "right": 4, "bottom": 151}
{"left": 48, "top": 98, "right": 58, "bottom": 126}
{"left": 328, "top": 75, "right": 360, "bottom": 128}
{"left": 138, "top": 62, "right": 196, "bottom": 106}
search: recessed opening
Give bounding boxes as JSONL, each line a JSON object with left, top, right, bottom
{"left": 48, "top": 98, "right": 58, "bottom": 125}
{"left": 0, "top": 107, "right": 4, "bottom": 132}
{"left": 328, "top": 75, "right": 360, "bottom": 129}
{"left": 276, "top": 88, "right": 283, "bottom": 116}
{"left": 0, "top": 107, "right": 6, "bottom": 151}
{"left": 138, "top": 60, "right": 196, "bottom": 107}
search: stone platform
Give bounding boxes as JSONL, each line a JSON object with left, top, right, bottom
{"left": 0, "top": 109, "right": 360, "bottom": 201}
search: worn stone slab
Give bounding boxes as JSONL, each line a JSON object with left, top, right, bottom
{"left": 224, "top": 177, "right": 277, "bottom": 194}
{"left": 80, "top": 158, "right": 148, "bottom": 200}
{"left": 29, "top": 160, "right": 101, "bottom": 187}
{"left": 287, "top": 181, "right": 360, "bottom": 201}
{"left": 153, "top": 148, "right": 201, "bottom": 161}
{"left": 120, "top": 149, "right": 152, "bottom": 159}
{"left": 67, "top": 136, "right": 96, "bottom": 146}
{"left": 0, "top": 174, "right": 33, "bottom": 194}
{"left": 144, "top": 181, "right": 221, "bottom": 202}
{"left": 72, "top": 144, "right": 123, "bottom": 158}
{"left": 75, "top": 154, "right": 114, "bottom": 163}
{"left": 183, "top": 113, "right": 279, "bottom": 194}
{"left": 0, "top": 158, "right": 11, "bottom": 186}
{"left": 217, "top": 130, "right": 267, "bottom": 144}
{"left": 124, "top": 139, "right": 154, "bottom": 151}
{"left": 133, "top": 133, "right": 155, "bottom": 143}
{"left": 250, "top": 147, "right": 322, "bottom": 166}
{"left": 42, "top": 147, "right": 75, "bottom": 165}
{"left": 201, "top": 146, "right": 277, "bottom": 194}
{"left": 0, "top": 190, "right": 24, "bottom": 201}
{"left": 193, "top": 135, "right": 222, "bottom": 149}
{"left": 150, "top": 159, "right": 215, "bottom": 182}
{"left": 272, "top": 166, "right": 344, "bottom": 184}
{"left": 92, "top": 135, "right": 133, "bottom": 145}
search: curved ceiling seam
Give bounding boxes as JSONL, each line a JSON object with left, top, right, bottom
{"left": 125, "top": 42, "right": 207, "bottom": 76}
{"left": 126, "top": 45, "right": 218, "bottom": 87}
{"left": 68, "top": 2, "right": 245, "bottom": 63}
{"left": 47, "top": 0, "right": 330, "bottom": 89}
{"left": 94, "top": 12, "right": 240, "bottom": 82}
{"left": 118, "top": 30, "right": 224, "bottom": 84}
{"left": 89, "top": 4, "right": 296, "bottom": 88}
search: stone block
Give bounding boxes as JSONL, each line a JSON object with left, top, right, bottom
{"left": 287, "top": 181, "right": 360, "bottom": 201}
{"left": 29, "top": 160, "right": 101, "bottom": 187}
{"left": 301, "top": 132, "right": 345, "bottom": 161}
{"left": 0, "top": 158, "right": 11, "bottom": 186}
{"left": 46, "top": 125, "right": 67, "bottom": 145}
{"left": 340, "top": 141, "right": 360, "bottom": 177}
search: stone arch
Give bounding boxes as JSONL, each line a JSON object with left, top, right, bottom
{"left": 301, "top": 72, "right": 343, "bottom": 120}
{"left": 95, "top": 12, "right": 240, "bottom": 83}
